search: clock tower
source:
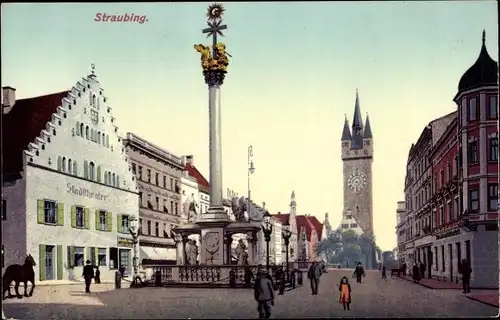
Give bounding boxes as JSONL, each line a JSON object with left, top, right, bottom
{"left": 341, "top": 90, "right": 374, "bottom": 235}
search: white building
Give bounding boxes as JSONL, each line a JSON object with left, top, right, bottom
{"left": 180, "top": 167, "right": 200, "bottom": 225}
{"left": 337, "top": 208, "right": 364, "bottom": 236}
{"left": 395, "top": 201, "right": 407, "bottom": 266}
{"left": 1, "top": 68, "right": 139, "bottom": 282}
{"left": 182, "top": 155, "right": 210, "bottom": 216}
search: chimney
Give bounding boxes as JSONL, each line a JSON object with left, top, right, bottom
{"left": 182, "top": 155, "right": 194, "bottom": 165}
{"left": 2, "top": 86, "right": 16, "bottom": 114}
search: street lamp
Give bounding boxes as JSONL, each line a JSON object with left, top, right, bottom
{"left": 262, "top": 210, "right": 273, "bottom": 271}
{"left": 128, "top": 215, "right": 142, "bottom": 287}
{"left": 248, "top": 145, "right": 255, "bottom": 221}
{"left": 281, "top": 221, "right": 292, "bottom": 281}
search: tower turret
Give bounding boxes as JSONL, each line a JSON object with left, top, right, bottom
{"left": 351, "top": 90, "right": 364, "bottom": 148}
{"left": 341, "top": 115, "right": 352, "bottom": 141}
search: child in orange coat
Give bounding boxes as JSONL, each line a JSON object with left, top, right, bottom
{"left": 338, "top": 276, "right": 352, "bottom": 310}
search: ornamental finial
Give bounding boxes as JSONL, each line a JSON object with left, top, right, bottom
{"left": 482, "top": 30, "right": 486, "bottom": 45}
{"left": 91, "top": 63, "right": 95, "bottom": 75}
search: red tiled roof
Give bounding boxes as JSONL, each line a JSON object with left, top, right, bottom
{"left": 184, "top": 163, "right": 210, "bottom": 192}
{"left": 306, "top": 215, "right": 323, "bottom": 240}
{"left": 296, "top": 215, "right": 315, "bottom": 241}
{"left": 2, "top": 91, "right": 70, "bottom": 174}
{"left": 272, "top": 212, "right": 290, "bottom": 225}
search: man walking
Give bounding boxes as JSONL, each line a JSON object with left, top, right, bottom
{"left": 353, "top": 262, "right": 365, "bottom": 283}
{"left": 82, "top": 260, "right": 94, "bottom": 293}
{"left": 419, "top": 262, "right": 426, "bottom": 279}
{"left": 459, "top": 259, "right": 472, "bottom": 293}
{"left": 254, "top": 267, "right": 275, "bottom": 319}
{"left": 307, "top": 261, "right": 322, "bottom": 295}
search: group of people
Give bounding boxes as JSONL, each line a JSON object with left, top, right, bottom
{"left": 82, "top": 259, "right": 127, "bottom": 293}
{"left": 254, "top": 260, "right": 366, "bottom": 318}
{"left": 401, "top": 258, "right": 472, "bottom": 293}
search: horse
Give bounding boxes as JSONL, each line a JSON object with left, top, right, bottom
{"left": 2, "top": 254, "right": 36, "bottom": 300}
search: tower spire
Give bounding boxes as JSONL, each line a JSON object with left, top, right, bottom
{"left": 352, "top": 89, "right": 363, "bottom": 131}
{"left": 363, "top": 113, "right": 372, "bottom": 138}
{"left": 341, "top": 114, "right": 352, "bottom": 141}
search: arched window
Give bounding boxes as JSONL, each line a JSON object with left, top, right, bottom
{"left": 116, "top": 175, "right": 120, "bottom": 187}
{"left": 89, "top": 162, "right": 95, "bottom": 180}
{"left": 97, "top": 131, "right": 101, "bottom": 144}
{"left": 112, "top": 173, "right": 116, "bottom": 186}
{"left": 108, "top": 172, "right": 111, "bottom": 183}
{"left": 57, "top": 156, "right": 62, "bottom": 170}
{"left": 104, "top": 171, "right": 108, "bottom": 184}
{"left": 90, "top": 129, "right": 94, "bottom": 141}
{"left": 85, "top": 126, "right": 89, "bottom": 139}
{"left": 92, "top": 94, "right": 96, "bottom": 107}
{"left": 102, "top": 133, "right": 105, "bottom": 144}
{"left": 68, "top": 159, "right": 73, "bottom": 173}
{"left": 106, "top": 135, "right": 109, "bottom": 147}
{"left": 75, "top": 122, "right": 80, "bottom": 136}
{"left": 62, "top": 157, "right": 66, "bottom": 172}
{"left": 73, "top": 161, "right": 78, "bottom": 176}
{"left": 80, "top": 123, "right": 84, "bottom": 136}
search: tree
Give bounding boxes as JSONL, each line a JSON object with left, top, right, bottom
{"left": 316, "top": 232, "right": 342, "bottom": 263}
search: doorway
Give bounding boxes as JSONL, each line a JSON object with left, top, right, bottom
{"left": 119, "top": 249, "right": 131, "bottom": 276}
{"left": 45, "top": 245, "right": 55, "bottom": 280}
{"left": 456, "top": 242, "right": 462, "bottom": 275}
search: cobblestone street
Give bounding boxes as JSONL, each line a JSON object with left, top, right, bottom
{"left": 3, "top": 269, "right": 498, "bottom": 319}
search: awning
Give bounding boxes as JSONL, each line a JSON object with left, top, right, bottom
{"left": 140, "top": 246, "right": 176, "bottom": 261}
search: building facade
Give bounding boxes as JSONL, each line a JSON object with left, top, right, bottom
{"left": 403, "top": 111, "right": 456, "bottom": 276}
{"left": 123, "top": 133, "right": 184, "bottom": 262}
{"left": 430, "top": 32, "right": 498, "bottom": 288}
{"left": 341, "top": 91, "right": 374, "bottom": 235}
{"left": 2, "top": 69, "right": 139, "bottom": 282}
{"left": 395, "top": 201, "right": 407, "bottom": 266}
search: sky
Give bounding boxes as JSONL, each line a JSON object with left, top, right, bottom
{"left": 1, "top": 2, "right": 498, "bottom": 251}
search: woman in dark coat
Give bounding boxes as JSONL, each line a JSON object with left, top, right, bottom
{"left": 412, "top": 264, "right": 421, "bottom": 282}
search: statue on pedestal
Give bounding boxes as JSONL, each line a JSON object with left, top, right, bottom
{"left": 187, "top": 239, "right": 199, "bottom": 265}
{"left": 231, "top": 197, "right": 247, "bottom": 222}
{"left": 235, "top": 239, "right": 249, "bottom": 265}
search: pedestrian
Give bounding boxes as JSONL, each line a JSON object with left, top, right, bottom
{"left": 401, "top": 263, "right": 407, "bottom": 276}
{"left": 353, "top": 262, "right": 365, "bottom": 283}
{"left": 338, "top": 276, "right": 352, "bottom": 311}
{"left": 420, "top": 262, "right": 425, "bottom": 279}
{"left": 412, "top": 264, "right": 421, "bottom": 283}
{"left": 381, "top": 265, "right": 387, "bottom": 280}
{"left": 459, "top": 259, "right": 472, "bottom": 293}
{"left": 94, "top": 266, "right": 101, "bottom": 284}
{"left": 276, "top": 266, "right": 285, "bottom": 295}
{"left": 82, "top": 260, "right": 94, "bottom": 293}
{"left": 254, "top": 267, "right": 275, "bottom": 319}
{"left": 307, "top": 261, "right": 322, "bottom": 295}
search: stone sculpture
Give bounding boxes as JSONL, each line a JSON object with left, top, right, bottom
{"left": 235, "top": 239, "right": 249, "bottom": 265}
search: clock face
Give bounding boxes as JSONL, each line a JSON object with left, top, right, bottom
{"left": 347, "top": 172, "right": 367, "bottom": 192}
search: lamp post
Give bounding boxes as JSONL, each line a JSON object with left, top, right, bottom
{"left": 248, "top": 146, "right": 255, "bottom": 220}
{"left": 262, "top": 210, "right": 273, "bottom": 271}
{"left": 128, "top": 215, "right": 142, "bottom": 287}
{"left": 281, "top": 221, "right": 292, "bottom": 282}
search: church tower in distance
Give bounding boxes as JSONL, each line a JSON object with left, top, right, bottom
{"left": 341, "top": 90, "right": 374, "bottom": 236}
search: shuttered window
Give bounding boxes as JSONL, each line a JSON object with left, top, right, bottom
{"left": 37, "top": 200, "right": 64, "bottom": 226}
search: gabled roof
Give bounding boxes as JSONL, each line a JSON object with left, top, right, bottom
{"left": 306, "top": 215, "right": 323, "bottom": 240}
{"left": 296, "top": 215, "right": 316, "bottom": 241}
{"left": 2, "top": 91, "right": 70, "bottom": 175}
{"left": 184, "top": 163, "right": 210, "bottom": 193}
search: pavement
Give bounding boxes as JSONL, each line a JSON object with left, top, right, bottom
{"left": 3, "top": 269, "right": 498, "bottom": 319}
